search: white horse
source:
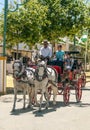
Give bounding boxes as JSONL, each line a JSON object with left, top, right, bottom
{"left": 25, "top": 59, "right": 58, "bottom": 111}
{"left": 33, "top": 53, "right": 58, "bottom": 105}
{"left": 34, "top": 61, "right": 49, "bottom": 111}
{"left": 29, "top": 60, "right": 58, "bottom": 110}
{"left": 12, "top": 60, "right": 34, "bottom": 111}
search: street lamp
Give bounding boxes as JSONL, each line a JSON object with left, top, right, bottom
{"left": 3, "top": 0, "right": 28, "bottom": 56}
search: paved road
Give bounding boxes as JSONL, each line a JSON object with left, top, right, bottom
{"left": 0, "top": 83, "right": 90, "bottom": 130}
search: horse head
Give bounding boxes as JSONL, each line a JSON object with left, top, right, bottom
{"left": 25, "top": 67, "right": 35, "bottom": 85}
{"left": 12, "top": 60, "right": 23, "bottom": 79}
{"left": 35, "top": 60, "right": 47, "bottom": 81}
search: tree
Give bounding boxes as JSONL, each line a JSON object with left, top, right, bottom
{"left": 0, "top": 0, "right": 90, "bottom": 49}
{"left": 0, "top": 0, "right": 48, "bottom": 49}
{"left": 39, "top": 0, "right": 90, "bottom": 41}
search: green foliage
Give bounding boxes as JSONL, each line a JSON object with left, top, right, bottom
{"left": 0, "top": 0, "right": 90, "bottom": 48}
{"left": 39, "top": 0, "right": 90, "bottom": 40}
{"left": 6, "top": 0, "right": 48, "bottom": 47}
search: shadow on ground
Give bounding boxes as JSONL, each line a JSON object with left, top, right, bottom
{"left": 10, "top": 100, "right": 90, "bottom": 117}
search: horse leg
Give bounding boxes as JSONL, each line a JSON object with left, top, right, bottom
{"left": 27, "top": 91, "right": 31, "bottom": 108}
{"left": 23, "top": 89, "right": 26, "bottom": 109}
{"left": 52, "top": 84, "right": 58, "bottom": 105}
{"left": 27, "top": 88, "right": 33, "bottom": 108}
{"left": 45, "top": 89, "right": 49, "bottom": 109}
{"left": 31, "top": 87, "right": 35, "bottom": 105}
{"left": 34, "top": 88, "right": 38, "bottom": 106}
{"left": 12, "top": 88, "right": 17, "bottom": 111}
{"left": 46, "top": 83, "right": 51, "bottom": 102}
{"left": 39, "top": 91, "right": 43, "bottom": 111}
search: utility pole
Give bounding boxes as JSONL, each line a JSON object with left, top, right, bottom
{"left": 3, "top": 0, "right": 8, "bottom": 56}
{"left": 3, "top": 0, "right": 28, "bottom": 56}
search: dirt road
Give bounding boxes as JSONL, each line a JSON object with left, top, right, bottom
{"left": 0, "top": 82, "right": 90, "bottom": 130}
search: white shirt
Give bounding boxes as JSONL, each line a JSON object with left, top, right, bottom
{"left": 40, "top": 46, "right": 52, "bottom": 58}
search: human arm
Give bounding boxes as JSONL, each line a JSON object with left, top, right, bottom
{"left": 49, "top": 47, "right": 52, "bottom": 58}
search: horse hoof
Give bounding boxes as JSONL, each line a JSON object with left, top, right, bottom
{"left": 53, "top": 102, "right": 56, "bottom": 105}
{"left": 27, "top": 105, "right": 30, "bottom": 108}
{"left": 38, "top": 109, "right": 42, "bottom": 112}
{"left": 11, "top": 109, "right": 15, "bottom": 112}
{"left": 27, "top": 106, "right": 30, "bottom": 109}
{"left": 45, "top": 106, "right": 48, "bottom": 110}
{"left": 34, "top": 103, "right": 39, "bottom": 107}
{"left": 22, "top": 107, "right": 25, "bottom": 110}
{"left": 27, "top": 105, "right": 33, "bottom": 109}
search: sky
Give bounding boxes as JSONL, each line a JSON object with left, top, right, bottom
{"left": 0, "top": 0, "right": 90, "bottom": 13}
{"left": 0, "top": 0, "right": 24, "bottom": 13}
{"left": 0, "top": 1, "right": 4, "bottom": 12}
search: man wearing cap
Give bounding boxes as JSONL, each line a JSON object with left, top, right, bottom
{"left": 39, "top": 40, "right": 52, "bottom": 60}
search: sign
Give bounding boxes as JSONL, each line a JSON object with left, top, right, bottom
{"left": 81, "top": 34, "right": 88, "bottom": 42}
{"left": 0, "top": 57, "right": 6, "bottom": 94}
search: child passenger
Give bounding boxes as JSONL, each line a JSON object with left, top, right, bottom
{"left": 64, "top": 53, "right": 73, "bottom": 80}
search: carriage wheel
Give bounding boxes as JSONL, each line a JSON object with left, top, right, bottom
{"left": 75, "top": 82, "right": 82, "bottom": 102}
{"left": 63, "top": 85, "right": 70, "bottom": 105}
{"left": 81, "top": 72, "right": 86, "bottom": 87}
{"left": 44, "top": 87, "right": 52, "bottom": 101}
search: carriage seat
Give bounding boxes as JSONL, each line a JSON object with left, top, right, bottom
{"left": 51, "top": 65, "right": 62, "bottom": 75}
{"left": 51, "top": 65, "right": 62, "bottom": 83}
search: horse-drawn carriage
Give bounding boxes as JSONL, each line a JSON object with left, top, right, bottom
{"left": 12, "top": 51, "right": 86, "bottom": 111}
{"left": 46, "top": 51, "right": 86, "bottom": 105}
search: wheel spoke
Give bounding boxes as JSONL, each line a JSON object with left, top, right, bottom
{"left": 63, "top": 86, "right": 70, "bottom": 105}
{"left": 75, "top": 83, "right": 82, "bottom": 102}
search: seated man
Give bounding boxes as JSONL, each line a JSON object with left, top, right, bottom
{"left": 39, "top": 40, "right": 52, "bottom": 62}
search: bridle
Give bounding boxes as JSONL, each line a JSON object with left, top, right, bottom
{"left": 13, "top": 60, "right": 24, "bottom": 81}
{"left": 35, "top": 64, "right": 48, "bottom": 82}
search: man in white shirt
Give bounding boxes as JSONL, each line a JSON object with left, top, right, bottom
{"left": 39, "top": 40, "right": 52, "bottom": 60}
